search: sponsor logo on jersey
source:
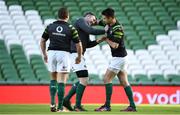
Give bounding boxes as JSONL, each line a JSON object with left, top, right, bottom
{"left": 52, "top": 26, "right": 66, "bottom": 37}
{"left": 56, "top": 26, "right": 63, "bottom": 33}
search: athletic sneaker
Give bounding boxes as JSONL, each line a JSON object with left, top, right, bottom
{"left": 94, "top": 105, "right": 111, "bottom": 112}
{"left": 63, "top": 99, "right": 73, "bottom": 111}
{"left": 57, "top": 109, "right": 68, "bottom": 112}
{"left": 50, "top": 105, "right": 56, "bottom": 112}
{"left": 120, "top": 106, "right": 137, "bottom": 112}
{"left": 74, "top": 105, "right": 87, "bottom": 112}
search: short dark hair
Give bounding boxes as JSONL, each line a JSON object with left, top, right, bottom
{"left": 84, "top": 12, "right": 95, "bottom": 17}
{"left": 101, "top": 8, "right": 115, "bottom": 18}
{"left": 58, "top": 7, "right": 69, "bottom": 19}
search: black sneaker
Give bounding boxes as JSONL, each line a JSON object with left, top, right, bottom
{"left": 120, "top": 106, "right": 137, "bottom": 112}
{"left": 63, "top": 99, "right": 73, "bottom": 111}
{"left": 50, "top": 105, "right": 56, "bottom": 112}
{"left": 74, "top": 105, "right": 87, "bottom": 112}
{"left": 94, "top": 105, "right": 111, "bottom": 112}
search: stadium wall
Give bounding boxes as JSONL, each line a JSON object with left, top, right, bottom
{"left": 0, "top": 85, "right": 179, "bottom": 104}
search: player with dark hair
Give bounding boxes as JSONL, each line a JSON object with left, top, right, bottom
{"left": 63, "top": 12, "right": 106, "bottom": 111}
{"left": 94, "top": 8, "right": 137, "bottom": 112}
{"left": 40, "top": 7, "right": 82, "bottom": 112}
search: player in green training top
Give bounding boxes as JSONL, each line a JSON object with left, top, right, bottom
{"left": 94, "top": 8, "right": 137, "bottom": 112}
{"left": 40, "top": 7, "right": 82, "bottom": 112}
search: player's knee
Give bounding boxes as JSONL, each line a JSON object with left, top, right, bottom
{"left": 121, "top": 80, "right": 129, "bottom": 87}
{"left": 119, "top": 79, "right": 123, "bottom": 85}
{"left": 51, "top": 72, "right": 57, "bottom": 80}
{"left": 84, "top": 80, "right": 88, "bottom": 85}
{"left": 103, "top": 77, "right": 110, "bottom": 84}
{"left": 103, "top": 77, "right": 106, "bottom": 83}
{"left": 57, "top": 79, "right": 66, "bottom": 83}
{"left": 80, "top": 79, "right": 88, "bottom": 86}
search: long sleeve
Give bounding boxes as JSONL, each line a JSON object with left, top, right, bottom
{"left": 77, "top": 19, "right": 105, "bottom": 35}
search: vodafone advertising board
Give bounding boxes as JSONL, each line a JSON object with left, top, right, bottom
{"left": 133, "top": 90, "right": 180, "bottom": 104}
{"left": 0, "top": 86, "right": 179, "bottom": 104}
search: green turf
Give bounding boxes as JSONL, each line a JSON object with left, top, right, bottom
{"left": 0, "top": 104, "right": 180, "bottom": 115}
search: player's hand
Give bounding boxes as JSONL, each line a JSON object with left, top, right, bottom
{"left": 104, "top": 25, "right": 109, "bottom": 32}
{"left": 94, "top": 19, "right": 100, "bottom": 25}
{"left": 96, "top": 36, "right": 107, "bottom": 43}
{"left": 43, "top": 54, "right": 48, "bottom": 63}
{"left": 75, "top": 56, "right": 81, "bottom": 64}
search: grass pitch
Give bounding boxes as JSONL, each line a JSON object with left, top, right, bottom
{"left": 0, "top": 104, "right": 180, "bottom": 115}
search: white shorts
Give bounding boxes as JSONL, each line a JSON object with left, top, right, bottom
{"left": 108, "top": 57, "right": 127, "bottom": 74}
{"left": 70, "top": 53, "right": 87, "bottom": 72}
{"left": 47, "top": 50, "right": 70, "bottom": 72}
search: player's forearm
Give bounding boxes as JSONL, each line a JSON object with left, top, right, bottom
{"left": 87, "top": 37, "right": 106, "bottom": 48}
{"left": 40, "top": 38, "right": 47, "bottom": 56}
{"left": 76, "top": 42, "right": 83, "bottom": 58}
{"left": 79, "top": 22, "right": 105, "bottom": 35}
{"left": 106, "top": 39, "right": 119, "bottom": 49}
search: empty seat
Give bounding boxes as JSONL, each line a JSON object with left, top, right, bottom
{"left": 171, "top": 76, "right": 180, "bottom": 85}
{"left": 151, "top": 74, "right": 170, "bottom": 85}
{"left": 29, "top": 55, "right": 50, "bottom": 81}
{"left": 134, "top": 74, "right": 154, "bottom": 85}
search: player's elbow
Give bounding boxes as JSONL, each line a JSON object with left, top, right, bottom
{"left": 40, "top": 38, "right": 46, "bottom": 43}
{"left": 76, "top": 42, "right": 82, "bottom": 48}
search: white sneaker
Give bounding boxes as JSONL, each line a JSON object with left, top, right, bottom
{"left": 57, "top": 109, "right": 69, "bottom": 112}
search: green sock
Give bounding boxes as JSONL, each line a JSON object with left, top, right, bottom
{"left": 124, "top": 86, "right": 136, "bottom": 108}
{"left": 76, "top": 83, "right": 86, "bottom": 107}
{"left": 64, "top": 81, "right": 79, "bottom": 101}
{"left": 49, "top": 80, "right": 57, "bottom": 105}
{"left": 57, "top": 83, "right": 65, "bottom": 110}
{"left": 105, "top": 83, "right": 112, "bottom": 107}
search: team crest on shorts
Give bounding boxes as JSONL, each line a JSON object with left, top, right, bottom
{"left": 62, "top": 66, "right": 67, "bottom": 71}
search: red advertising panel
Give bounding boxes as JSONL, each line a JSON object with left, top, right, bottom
{"left": 0, "top": 85, "right": 179, "bottom": 104}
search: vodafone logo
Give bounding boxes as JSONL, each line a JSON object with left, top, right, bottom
{"left": 56, "top": 26, "right": 63, "bottom": 33}
{"left": 134, "top": 90, "right": 180, "bottom": 104}
{"left": 134, "top": 92, "right": 143, "bottom": 104}
{"left": 53, "top": 26, "right": 65, "bottom": 36}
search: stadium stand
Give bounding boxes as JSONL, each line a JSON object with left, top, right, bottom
{"left": 0, "top": 0, "right": 180, "bottom": 85}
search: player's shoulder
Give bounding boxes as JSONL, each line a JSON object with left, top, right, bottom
{"left": 68, "top": 24, "right": 77, "bottom": 32}
{"left": 51, "top": 20, "right": 59, "bottom": 25}
{"left": 68, "top": 24, "right": 75, "bottom": 29}
{"left": 46, "top": 21, "right": 58, "bottom": 28}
